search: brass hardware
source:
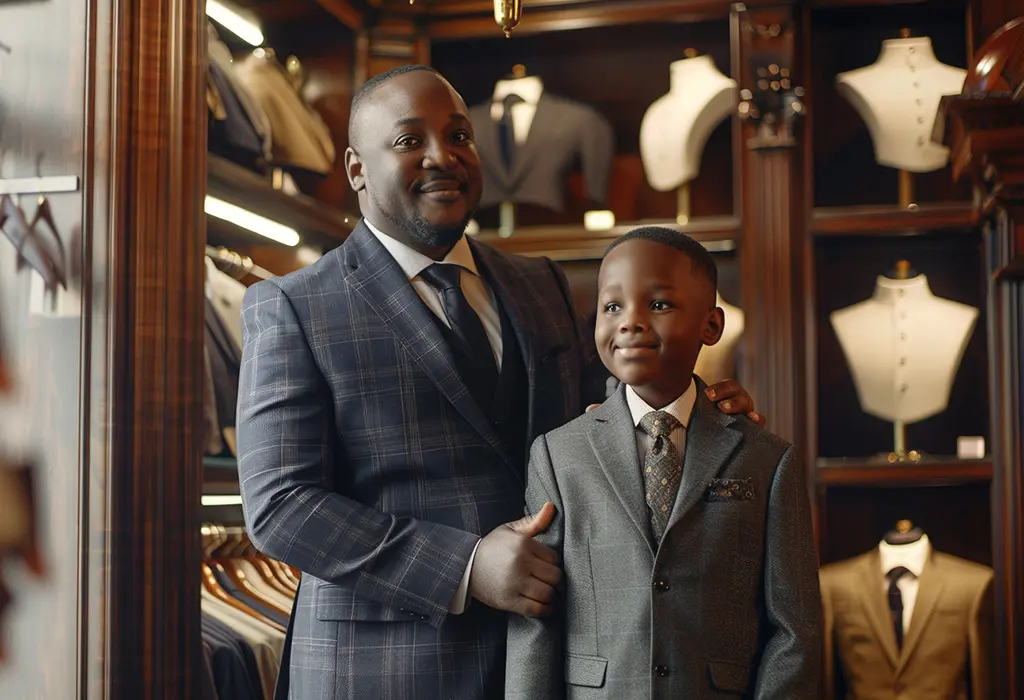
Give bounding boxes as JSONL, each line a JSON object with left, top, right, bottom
{"left": 494, "top": 0, "right": 522, "bottom": 37}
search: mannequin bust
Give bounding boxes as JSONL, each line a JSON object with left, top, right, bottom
{"left": 830, "top": 271, "right": 978, "bottom": 424}
{"left": 695, "top": 292, "right": 744, "bottom": 385}
{"left": 640, "top": 54, "right": 738, "bottom": 190}
{"left": 489, "top": 74, "right": 544, "bottom": 145}
{"left": 836, "top": 36, "right": 966, "bottom": 173}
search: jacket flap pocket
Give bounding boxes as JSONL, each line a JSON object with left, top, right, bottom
{"left": 707, "top": 660, "right": 752, "bottom": 694}
{"left": 565, "top": 653, "right": 608, "bottom": 688}
{"left": 315, "top": 584, "right": 402, "bottom": 622}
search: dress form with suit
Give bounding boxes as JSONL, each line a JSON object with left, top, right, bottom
{"left": 468, "top": 78, "right": 615, "bottom": 212}
{"left": 505, "top": 378, "right": 822, "bottom": 700}
{"left": 236, "top": 218, "right": 599, "bottom": 700}
{"left": 820, "top": 543, "right": 994, "bottom": 699}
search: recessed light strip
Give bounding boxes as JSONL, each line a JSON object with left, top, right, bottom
{"left": 207, "top": 0, "right": 265, "bottom": 47}
{"left": 205, "top": 195, "right": 300, "bottom": 247}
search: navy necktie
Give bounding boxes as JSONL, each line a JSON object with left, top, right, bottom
{"left": 419, "top": 264, "right": 499, "bottom": 394}
{"left": 887, "top": 566, "right": 912, "bottom": 650}
{"left": 498, "top": 93, "right": 525, "bottom": 169}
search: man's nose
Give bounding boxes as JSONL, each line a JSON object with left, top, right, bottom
{"left": 422, "top": 138, "right": 457, "bottom": 169}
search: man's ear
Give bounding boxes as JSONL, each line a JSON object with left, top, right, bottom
{"left": 345, "top": 147, "right": 365, "bottom": 192}
{"left": 702, "top": 307, "right": 725, "bottom": 347}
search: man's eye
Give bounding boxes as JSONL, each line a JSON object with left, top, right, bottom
{"left": 451, "top": 130, "right": 472, "bottom": 143}
{"left": 396, "top": 136, "right": 420, "bottom": 149}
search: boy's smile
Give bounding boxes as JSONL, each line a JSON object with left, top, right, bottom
{"left": 595, "top": 238, "right": 724, "bottom": 409}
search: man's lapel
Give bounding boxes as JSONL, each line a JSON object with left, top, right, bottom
{"left": 587, "top": 386, "right": 655, "bottom": 553}
{"left": 663, "top": 384, "right": 742, "bottom": 535}
{"left": 857, "top": 550, "right": 901, "bottom": 668}
{"left": 898, "top": 553, "right": 945, "bottom": 671}
{"left": 470, "top": 240, "right": 541, "bottom": 439}
{"left": 343, "top": 222, "right": 515, "bottom": 471}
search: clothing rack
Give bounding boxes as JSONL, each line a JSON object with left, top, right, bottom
{"left": 206, "top": 244, "right": 273, "bottom": 281}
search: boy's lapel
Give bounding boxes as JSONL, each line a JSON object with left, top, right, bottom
{"left": 587, "top": 386, "right": 655, "bottom": 553}
{"left": 664, "top": 388, "right": 743, "bottom": 535}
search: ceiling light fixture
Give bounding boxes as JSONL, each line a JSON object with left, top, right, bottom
{"left": 206, "top": 0, "right": 265, "bottom": 47}
{"left": 205, "top": 196, "right": 300, "bottom": 247}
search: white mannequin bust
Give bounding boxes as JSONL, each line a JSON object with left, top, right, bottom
{"left": 836, "top": 37, "right": 966, "bottom": 173}
{"left": 640, "top": 54, "right": 738, "bottom": 190}
{"left": 695, "top": 292, "right": 744, "bottom": 385}
{"left": 489, "top": 75, "right": 544, "bottom": 144}
{"left": 830, "top": 273, "right": 978, "bottom": 424}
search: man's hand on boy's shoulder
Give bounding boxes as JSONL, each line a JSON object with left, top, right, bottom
{"left": 584, "top": 377, "right": 765, "bottom": 428}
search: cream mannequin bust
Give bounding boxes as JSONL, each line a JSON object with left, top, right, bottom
{"left": 640, "top": 54, "right": 738, "bottom": 190}
{"left": 489, "top": 74, "right": 544, "bottom": 144}
{"left": 695, "top": 292, "right": 744, "bottom": 385}
{"left": 830, "top": 273, "right": 977, "bottom": 425}
{"left": 836, "top": 37, "right": 966, "bottom": 173}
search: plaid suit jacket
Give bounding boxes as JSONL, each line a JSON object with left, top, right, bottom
{"left": 236, "top": 221, "right": 594, "bottom": 700}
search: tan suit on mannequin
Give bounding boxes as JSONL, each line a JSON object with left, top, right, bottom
{"left": 820, "top": 548, "right": 993, "bottom": 700}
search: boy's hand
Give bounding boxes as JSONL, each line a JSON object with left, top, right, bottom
{"left": 704, "top": 378, "right": 764, "bottom": 427}
{"left": 469, "top": 502, "right": 562, "bottom": 618}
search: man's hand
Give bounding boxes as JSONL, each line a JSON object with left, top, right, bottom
{"left": 704, "top": 378, "right": 764, "bottom": 427}
{"left": 584, "top": 378, "right": 765, "bottom": 428}
{"left": 468, "top": 502, "right": 562, "bottom": 618}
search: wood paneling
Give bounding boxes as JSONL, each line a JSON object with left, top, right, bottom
{"left": 102, "top": 0, "right": 207, "bottom": 696}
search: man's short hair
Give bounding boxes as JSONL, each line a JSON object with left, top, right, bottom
{"left": 348, "top": 65, "right": 444, "bottom": 147}
{"left": 606, "top": 226, "right": 718, "bottom": 290}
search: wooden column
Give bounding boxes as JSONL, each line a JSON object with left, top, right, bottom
{"left": 355, "top": 16, "right": 431, "bottom": 86}
{"left": 939, "top": 89, "right": 1024, "bottom": 700}
{"left": 97, "top": 0, "right": 207, "bottom": 696}
{"left": 731, "top": 2, "right": 808, "bottom": 446}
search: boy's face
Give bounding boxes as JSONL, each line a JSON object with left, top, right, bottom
{"left": 595, "top": 239, "right": 724, "bottom": 408}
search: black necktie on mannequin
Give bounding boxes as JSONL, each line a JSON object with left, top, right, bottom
{"left": 498, "top": 93, "right": 525, "bottom": 169}
{"left": 887, "top": 566, "right": 912, "bottom": 650}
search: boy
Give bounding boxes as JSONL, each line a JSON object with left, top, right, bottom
{"left": 505, "top": 227, "right": 822, "bottom": 700}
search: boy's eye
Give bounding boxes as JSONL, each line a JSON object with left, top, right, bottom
{"left": 651, "top": 300, "right": 673, "bottom": 311}
{"left": 604, "top": 302, "right": 621, "bottom": 313}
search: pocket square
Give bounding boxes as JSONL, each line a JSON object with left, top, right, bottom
{"left": 705, "top": 477, "right": 754, "bottom": 502}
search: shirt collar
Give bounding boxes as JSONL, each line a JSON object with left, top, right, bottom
{"left": 625, "top": 380, "right": 697, "bottom": 430}
{"left": 363, "top": 217, "right": 479, "bottom": 282}
{"left": 878, "top": 534, "right": 931, "bottom": 579}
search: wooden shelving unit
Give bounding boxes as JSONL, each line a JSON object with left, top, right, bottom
{"left": 811, "top": 202, "right": 977, "bottom": 237}
{"left": 816, "top": 456, "right": 993, "bottom": 487}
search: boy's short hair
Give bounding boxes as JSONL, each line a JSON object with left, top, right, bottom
{"left": 606, "top": 226, "right": 718, "bottom": 291}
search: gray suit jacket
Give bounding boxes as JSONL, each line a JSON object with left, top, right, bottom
{"left": 470, "top": 93, "right": 614, "bottom": 212}
{"left": 506, "top": 382, "right": 823, "bottom": 700}
{"left": 236, "top": 221, "right": 597, "bottom": 700}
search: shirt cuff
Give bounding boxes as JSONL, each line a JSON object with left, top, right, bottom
{"left": 449, "top": 539, "right": 482, "bottom": 614}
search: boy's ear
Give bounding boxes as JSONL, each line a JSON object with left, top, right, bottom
{"left": 702, "top": 306, "right": 725, "bottom": 347}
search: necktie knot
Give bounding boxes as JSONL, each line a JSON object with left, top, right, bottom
{"left": 887, "top": 566, "right": 912, "bottom": 586}
{"left": 420, "top": 263, "right": 464, "bottom": 292}
{"left": 640, "top": 410, "right": 681, "bottom": 440}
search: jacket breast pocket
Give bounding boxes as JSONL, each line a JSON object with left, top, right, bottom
{"left": 566, "top": 653, "right": 607, "bottom": 688}
{"left": 314, "top": 583, "right": 405, "bottom": 622}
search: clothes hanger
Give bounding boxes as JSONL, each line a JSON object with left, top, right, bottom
{"left": 212, "top": 524, "right": 292, "bottom": 617}
{"left": 201, "top": 524, "right": 280, "bottom": 628}
{"left": 230, "top": 528, "right": 295, "bottom": 597}
{"left": 882, "top": 519, "right": 925, "bottom": 545}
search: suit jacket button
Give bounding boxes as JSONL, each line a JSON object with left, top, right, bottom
{"left": 419, "top": 615, "right": 429, "bottom": 621}
{"left": 654, "top": 580, "right": 669, "bottom": 592}
{"left": 653, "top": 665, "right": 669, "bottom": 677}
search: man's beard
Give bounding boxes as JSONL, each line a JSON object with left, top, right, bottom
{"left": 372, "top": 187, "right": 472, "bottom": 249}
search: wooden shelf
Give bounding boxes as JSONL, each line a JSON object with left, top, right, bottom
{"left": 203, "top": 455, "right": 238, "bottom": 472}
{"left": 206, "top": 154, "right": 357, "bottom": 247}
{"left": 816, "top": 456, "right": 992, "bottom": 487}
{"left": 473, "top": 216, "right": 739, "bottom": 261}
{"left": 811, "top": 203, "right": 977, "bottom": 237}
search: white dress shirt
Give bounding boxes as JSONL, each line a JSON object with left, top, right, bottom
{"left": 365, "top": 218, "right": 501, "bottom": 614}
{"left": 625, "top": 380, "right": 698, "bottom": 464}
{"left": 879, "top": 533, "right": 931, "bottom": 633}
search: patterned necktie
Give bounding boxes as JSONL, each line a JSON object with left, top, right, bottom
{"left": 639, "top": 410, "right": 684, "bottom": 542}
{"left": 419, "top": 264, "right": 499, "bottom": 393}
{"left": 887, "top": 566, "right": 912, "bottom": 650}
{"left": 498, "top": 93, "right": 525, "bottom": 169}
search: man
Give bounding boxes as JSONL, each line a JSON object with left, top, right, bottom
{"left": 236, "top": 65, "right": 761, "bottom": 700}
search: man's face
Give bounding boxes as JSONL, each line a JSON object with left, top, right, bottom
{"left": 595, "top": 239, "right": 723, "bottom": 408}
{"left": 345, "top": 71, "right": 483, "bottom": 252}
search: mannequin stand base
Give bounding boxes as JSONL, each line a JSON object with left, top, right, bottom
{"left": 886, "top": 449, "right": 923, "bottom": 464}
{"left": 498, "top": 201, "right": 515, "bottom": 239}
